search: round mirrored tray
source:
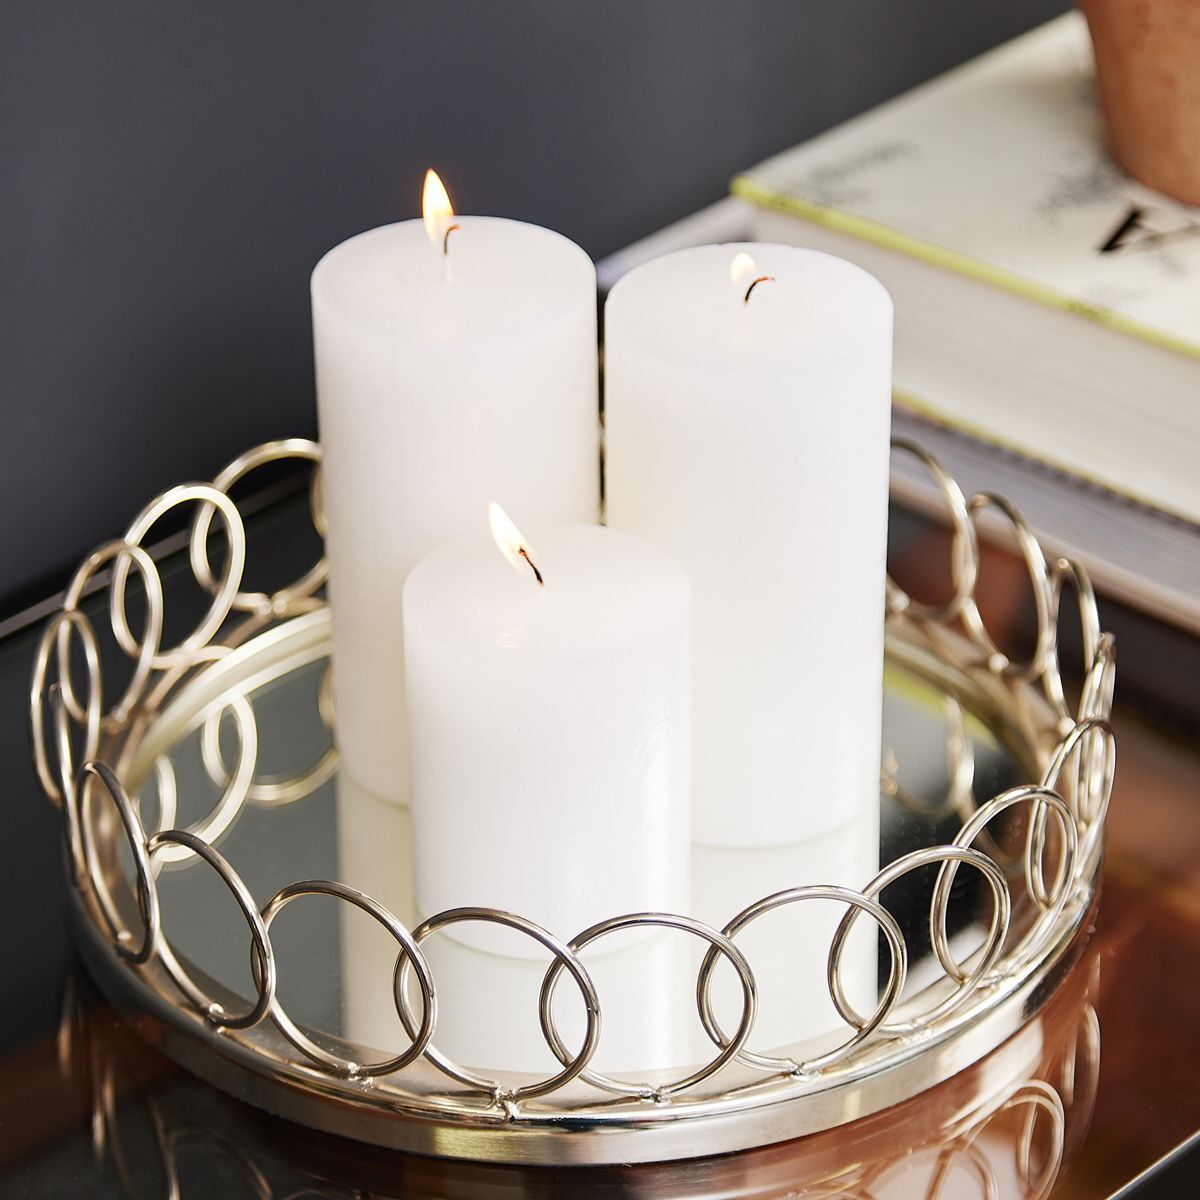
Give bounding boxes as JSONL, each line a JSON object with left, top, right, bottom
{"left": 31, "top": 439, "right": 1115, "bottom": 1166}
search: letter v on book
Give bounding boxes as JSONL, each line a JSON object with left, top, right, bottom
{"left": 1098, "top": 205, "right": 1200, "bottom": 254}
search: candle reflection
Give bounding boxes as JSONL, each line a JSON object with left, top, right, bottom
{"left": 690, "top": 815, "right": 880, "bottom": 1061}
{"left": 335, "top": 771, "right": 418, "bottom": 1054}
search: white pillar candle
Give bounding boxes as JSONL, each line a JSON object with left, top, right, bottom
{"left": 403, "top": 508, "right": 691, "bottom": 955}
{"left": 313, "top": 172, "right": 600, "bottom": 806}
{"left": 604, "top": 243, "right": 892, "bottom": 848}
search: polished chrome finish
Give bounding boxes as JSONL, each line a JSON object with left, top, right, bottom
{"left": 32, "top": 437, "right": 1115, "bottom": 1164}
{"left": 401, "top": 908, "right": 601, "bottom": 1101}
{"left": 696, "top": 885, "right": 905, "bottom": 1075}
{"left": 147, "top": 828, "right": 277, "bottom": 1031}
{"left": 541, "top": 912, "right": 757, "bottom": 1099}
{"left": 264, "top": 880, "right": 437, "bottom": 1079}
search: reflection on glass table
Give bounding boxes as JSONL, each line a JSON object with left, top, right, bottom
{"left": 49, "top": 946, "right": 1100, "bottom": 1199}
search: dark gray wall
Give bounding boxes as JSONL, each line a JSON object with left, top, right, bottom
{"left": 1, "top": 0, "right": 1070, "bottom": 603}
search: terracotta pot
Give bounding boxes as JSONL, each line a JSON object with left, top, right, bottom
{"left": 1078, "top": 0, "right": 1200, "bottom": 205}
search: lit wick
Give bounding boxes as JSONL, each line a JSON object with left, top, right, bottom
{"left": 489, "top": 501, "right": 546, "bottom": 588}
{"left": 442, "top": 223, "right": 461, "bottom": 257}
{"left": 730, "top": 251, "right": 775, "bottom": 306}
{"left": 519, "top": 547, "right": 544, "bottom": 586}
{"left": 742, "top": 274, "right": 775, "bottom": 304}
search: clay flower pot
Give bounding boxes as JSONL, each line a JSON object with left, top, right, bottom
{"left": 1078, "top": 0, "right": 1200, "bottom": 205}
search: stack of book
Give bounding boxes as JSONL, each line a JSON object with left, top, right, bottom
{"left": 730, "top": 12, "right": 1199, "bottom": 633}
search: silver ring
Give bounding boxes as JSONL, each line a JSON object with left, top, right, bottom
{"left": 77, "top": 761, "right": 160, "bottom": 964}
{"left": 960, "top": 492, "right": 1053, "bottom": 678}
{"left": 1079, "top": 633, "right": 1116, "bottom": 724}
{"left": 59, "top": 540, "right": 165, "bottom": 727}
{"left": 698, "top": 886, "right": 906, "bottom": 1074}
{"left": 887, "top": 439, "right": 979, "bottom": 621}
{"left": 1040, "top": 718, "right": 1115, "bottom": 834}
{"left": 191, "top": 439, "right": 327, "bottom": 618}
{"left": 834, "top": 845, "right": 1010, "bottom": 1033}
{"left": 1042, "top": 557, "right": 1101, "bottom": 732}
{"left": 542, "top": 912, "right": 756, "bottom": 1099}
{"left": 262, "top": 880, "right": 435, "bottom": 1077}
{"left": 115, "top": 484, "right": 247, "bottom": 669}
{"left": 398, "top": 907, "right": 599, "bottom": 1102}
{"left": 147, "top": 829, "right": 276, "bottom": 1030}
{"left": 31, "top": 611, "right": 101, "bottom": 807}
{"left": 934, "top": 786, "right": 1076, "bottom": 974}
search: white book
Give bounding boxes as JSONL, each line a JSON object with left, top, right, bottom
{"left": 733, "top": 12, "right": 1200, "bottom": 528}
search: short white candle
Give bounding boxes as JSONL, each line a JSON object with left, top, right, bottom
{"left": 313, "top": 172, "right": 600, "bottom": 805}
{"left": 605, "top": 244, "right": 892, "bottom": 847}
{"left": 403, "top": 508, "right": 691, "bottom": 955}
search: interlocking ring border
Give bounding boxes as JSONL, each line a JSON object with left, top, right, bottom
{"left": 29, "top": 437, "right": 1114, "bottom": 1115}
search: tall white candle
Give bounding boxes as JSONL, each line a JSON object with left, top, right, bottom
{"left": 403, "top": 510, "right": 691, "bottom": 955}
{"left": 605, "top": 243, "right": 892, "bottom": 848}
{"left": 313, "top": 173, "right": 600, "bottom": 805}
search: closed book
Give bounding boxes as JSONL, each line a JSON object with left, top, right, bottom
{"left": 595, "top": 8, "right": 1200, "bottom": 632}
{"left": 733, "top": 12, "right": 1200, "bottom": 531}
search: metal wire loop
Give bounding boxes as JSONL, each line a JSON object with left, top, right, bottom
{"left": 140, "top": 758, "right": 179, "bottom": 862}
{"left": 398, "top": 907, "right": 600, "bottom": 1102}
{"left": 887, "top": 439, "right": 979, "bottom": 621}
{"left": 190, "top": 438, "right": 327, "bottom": 618}
{"left": 540, "top": 912, "right": 757, "bottom": 1098}
{"left": 76, "top": 761, "right": 161, "bottom": 965}
{"left": 114, "top": 484, "right": 247, "bottom": 670}
{"left": 1079, "top": 633, "right": 1116, "bottom": 724}
{"left": 1040, "top": 718, "right": 1115, "bottom": 858}
{"left": 1041, "top": 558, "right": 1101, "bottom": 732}
{"left": 696, "top": 886, "right": 906, "bottom": 1074}
{"left": 146, "top": 829, "right": 277, "bottom": 1030}
{"left": 933, "top": 787, "right": 1077, "bottom": 975}
{"left": 57, "top": 540, "right": 165, "bottom": 728}
{"left": 959, "top": 492, "right": 1054, "bottom": 679}
{"left": 262, "top": 880, "right": 436, "bottom": 1078}
{"left": 52, "top": 687, "right": 88, "bottom": 880}
{"left": 833, "top": 846, "right": 1010, "bottom": 1033}
{"left": 31, "top": 610, "right": 101, "bottom": 806}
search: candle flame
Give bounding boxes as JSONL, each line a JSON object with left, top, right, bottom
{"left": 488, "top": 502, "right": 544, "bottom": 586}
{"left": 730, "top": 252, "right": 757, "bottom": 287}
{"left": 730, "top": 250, "right": 774, "bottom": 304}
{"left": 422, "top": 168, "right": 457, "bottom": 253}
